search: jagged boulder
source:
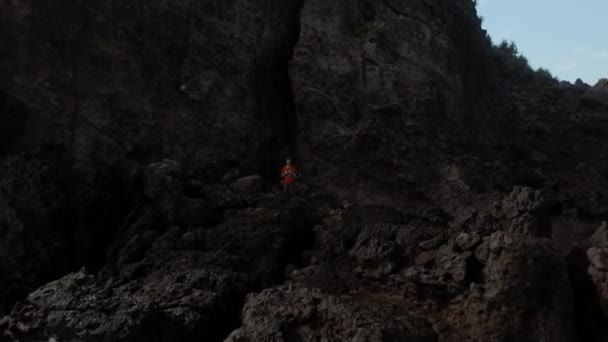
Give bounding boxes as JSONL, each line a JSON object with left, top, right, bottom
{"left": 202, "top": 184, "right": 246, "bottom": 210}
{"left": 3, "top": 0, "right": 608, "bottom": 341}
{"left": 226, "top": 286, "right": 438, "bottom": 342}
{"left": 230, "top": 175, "right": 263, "bottom": 194}
{"left": 226, "top": 213, "right": 576, "bottom": 342}
{"left": 348, "top": 224, "right": 401, "bottom": 278}
{"left": 595, "top": 78, "right": 608, "bottom": 89}
{"left": 134, "top": 160, "right": 216, "bottom": 228}
{"left": 455, "top": 232, "right": 481, "bottom": 251}
{"left": 586, "top": 223, "right": 608, "bottom": 319}
{"left": 221, "top": 168, "right": 240, "bottom": 184}
{"left": 589, "top": 222, "right": 608, "bottom": 248}
{"left": 2, "top": 267, "right": 250, "bottom": 342}
{"left": 2, "top": 190, "right": 322, "bottom": 341}
{"left": 395, "top": 230, "right": 575, "bottom": 341}
{"left": 587, "top": 247, "right": 608, "bottom": 317}
{"left": 455, "top": 186, "right": 551, "bottom": 238}
{"left": 575, "top": 78, "right": 590, "bottom": 88}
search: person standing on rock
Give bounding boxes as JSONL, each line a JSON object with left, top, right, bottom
{"left": 281, "top": 158, "right": 297, "bottom": 194}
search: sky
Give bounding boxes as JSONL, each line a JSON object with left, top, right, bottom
{"left": 476, "top": 0, "right": 608, "bottom": 84}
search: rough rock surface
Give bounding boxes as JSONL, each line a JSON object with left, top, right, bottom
{"left": 0, "top": 0, "right": 304, "bottom": 315}
{"left": 226, "top": 286, "right": 437, "bottom": 342}
{"left": 2, "top": 0, "right": 608, "bottom": 341}
{"left": 0, "top": 149, "right": 129, "bottom": 314}
{"left": 2, "top": 161, "right": 324, "bottom": 341}
{"left": 291, "top": 0, "right": 501, "bottom": 208}
{"left": 588, "top": 247, "right": 608, "bottom": 316}
{"left": 230, "top": 175, "right": 263, "bottom": 195}
{"left": 0, "top": 0, "right": 303, "bottom": 174}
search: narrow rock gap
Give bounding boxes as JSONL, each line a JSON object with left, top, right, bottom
{"left": 0, "top": 90, "right": 28, "bottom": 154}
{"left": 566, "top": 247, "right": 608, "bottom": 341}
{"left": 279, "top": 221, "right": 316, "bottom": 280}
{"left": 212, "top": 2, "right": 307, "bottom": 340}
{"left": 254, "top": 0, "right": 305, "bottom": 180}
{"left": 213, "top": 219, "right": 317, "bottom": 342}
{"left": 464, "top": 254, "right": 485, "bottom": 286}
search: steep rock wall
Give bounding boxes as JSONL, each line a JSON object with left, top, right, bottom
{"left": 291, "top": 0, "right": 508, "bottom": 208}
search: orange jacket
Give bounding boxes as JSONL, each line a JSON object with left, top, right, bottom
{"left": 281, "top": 165, "right": 297, "bottom": 184}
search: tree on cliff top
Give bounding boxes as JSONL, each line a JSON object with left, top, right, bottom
{"left": 493, "top": 40, "right": 558, "bottom": 87}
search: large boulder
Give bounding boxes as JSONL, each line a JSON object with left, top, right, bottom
{"left": 454, "top": 186, "right": 551, "bottom": 238}
{"left": 589, "top": 222, "right": 608, "bottom": 248}
{"left": 2, "top": 267, "right": 249, "bottom": 342}
{"left": 587, "top": 247, "right": 608, "bottom": 317}
{"left": 230, "top": 175, "right": 263, "bottom": 195}
{"left": 226, "top": 286, "right": 438, "bottom": 342}
{"left": 224, "top": 203, "right": 576, "bottom": 342}
{"left": 438, "top": 231, "right": 575, "bottom": 341}
{"left": 586, "top": 222, "right": 608, "bottom": 320}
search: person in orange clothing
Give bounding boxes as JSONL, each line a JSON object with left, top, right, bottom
{"left": 281, "top": 157, "right": 297, "bottom": 194}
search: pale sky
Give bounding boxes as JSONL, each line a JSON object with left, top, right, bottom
{"left": 476, "top": 0, "right": 608, "bottom": 84}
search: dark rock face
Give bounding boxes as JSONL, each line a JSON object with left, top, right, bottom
{"left": 0, "top": 0, "right": 306, "bottom": 175}
{"left": 0, "top": 149, "right": 131, "bottom": 315}
{"left": 2, "top": 160, "right": 323, "bottom": 341}
{"left": 581, "top": 80, "right": 608, "bottom": 109}
{"left": 441, "top": 231, "right": 575, "bottom": 341}
{"left": 0, "top": 149, "right": 131, "bottom": 314}
{"left": 230, "top": 175, "right": 263, "bottom": 195}
{"left": 291, "top": 0, "right": 504, "bottom": 208}
{"left": 0, "top": 0, "right": 304, "bottom": 316}
{"left": 2, "top": 0, "right": 608, "bottom": 341}
{"left": 0, "top": 91, "right": 28, "bottom": 150}
{"left": 227, "top": 286, "right": 438, "bottom": 342}
{"left": 225, "top": 197, "right": 574, "bottom": 341}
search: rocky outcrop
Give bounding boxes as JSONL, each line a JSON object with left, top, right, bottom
{"left": 0, "top": 0, "right": 304, "bottom": 176}
{"left": 0, "top": 0, "right": 305, "bottom": 315}
{"left": 2, "top": 0, "right": 608, "bottom": 341}
{"left": 0, "top": 149, "right": 129, "bottom": 314}
{"left": 555, "top": 222, "right": 608, "bottom": 341}
{"left": 595, "top": 79, "right": 608, "bottom": 89}
{"left": 230, "top": 175, "right": 263, "bottom": 195}
{"left": 226, "top": 196, "right": 574, "bottom": 341}
{"left": 290, "top": 0, "right": 505, "bottom": 208}
{"left": 440, "top": 231, "right": 575, "bottom": 341}
{"left": 453, "top": 186, "right": 552, "bottom": 239}
{"left": 226, "top": 286, "right": 438, "bottom": 342}
{"left": 2, "top": 160, "right": 324, "bottom": 341}
{"left": 583, "top": 223, "right": 608, "bottom": 334}
{"left": 587, "top": 247, "right": 608, "bottom": 314}
{"left": 581, "top": 80, "right": 608, "bottom": 109}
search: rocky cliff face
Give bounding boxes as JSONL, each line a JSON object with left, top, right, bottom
{"left": 1, "top": 0, "right": 310, "bottom": 172}
{"left": 292, "top": 0, "right": 500, "bottom": 206}
{"left": 2, "top": 0, "right": 608, "bottom": 341}
{"left": 0, "top": 0, "right": 304, "bottom": 315}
